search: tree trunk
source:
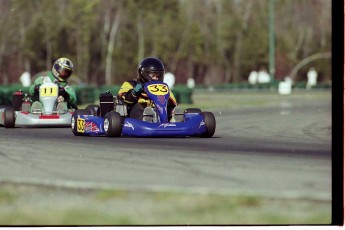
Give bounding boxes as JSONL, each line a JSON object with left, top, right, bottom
{"left": 105, "top": 9, "right": 121, "bottom": 85}
{"left": 232, "top": 2, "right": 252, "bottom": 82}
{"left": 137, "top": 14, "right": 145, "bottom": 64}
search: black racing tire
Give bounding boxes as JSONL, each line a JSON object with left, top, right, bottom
{"left": 200, "top": 111, "right": 216, "bottom": 138}
{"left": 86, "top": 104, "right": 100, "bottom": 116}
{"left": 185, "top": 108, "right": 202, "bottom": 114}
{"left": 4, "top": 107, "right": 15, "bottom": 128}
{"left": 71, "top": 109, "right": 91, "bottom": 136}
{"left": 104, "top": 111, "right": 123, "bottom": 137}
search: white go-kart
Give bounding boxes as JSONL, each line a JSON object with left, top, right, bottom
{"left": 0, "top": 77, "right": 75, "bottom": 128}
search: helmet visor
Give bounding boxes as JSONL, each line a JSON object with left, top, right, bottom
{"left": 148, "top": 71, "right": 162, "bottom": 81}
{"left": 58, "top": 67, "right": 72, "bottom": 80}
{"left": 143, "top": 70, "right": 164, "bottom": 82}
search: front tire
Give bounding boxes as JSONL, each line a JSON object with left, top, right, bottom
{"left": 71, "top": 109, "right": 91, "bottom": 136}
{"left": 200, "top": 112, "right": 216, "bottom": 138}
{"left": 4, "top": 107, "right": 15, "bottom": 128}
{"left": 104, "top": 111, "right": 123, "bottom": 137}
{"left": 185, "top": 108, "right": 202, "bottom": 113}
{"left": 86, "top": 104, "right": 100, "bottom": 116}
{"left": 129, "top": 103, "right": 145, "bottom": 120}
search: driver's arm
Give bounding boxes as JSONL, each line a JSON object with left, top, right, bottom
{"left": 29, "top": 76, "right": 44, "bottom": 95}
{"left": 64, "top": 85, "right": 77, "bottom": 105}
{"left": 118, "top": 81, "right": 139, "bottom": 105}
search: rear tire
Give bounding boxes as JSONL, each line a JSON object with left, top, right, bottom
{"left": 71, "top": 109, "right": 91, "bottom": 136}
{"left": 200, "top": 112, "right": 216, "bottom": 138}
{"left": 4, "top": 107, "right": 15, "bottom": 128}
{"left": 104, "top": 111, "right": 123, "bottom": 137}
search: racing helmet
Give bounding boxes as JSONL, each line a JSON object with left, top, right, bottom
{"left": 138, "top": 57, "right": 165, "bottom": 83}
{"left": 52, "top": 57, "right": 74, "bottom": 81}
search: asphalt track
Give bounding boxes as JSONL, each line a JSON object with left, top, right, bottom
{"left": 0, "top": 92, "right": 332, "bottom": 201}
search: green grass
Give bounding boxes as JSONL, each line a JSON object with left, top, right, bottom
{"left": 188, "top": 90, "right": 331, "bottom": 110}
{"left": 0, "top": 183, "right": 331, "bottom": 225}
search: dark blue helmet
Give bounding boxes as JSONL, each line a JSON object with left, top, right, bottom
{"left": 138, "top": 57, "right": 165, "bottom": 83}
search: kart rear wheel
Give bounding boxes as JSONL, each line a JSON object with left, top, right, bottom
{"left": 200, "top": 111, "right": 216, "bottom": 138}
{"left": 104, "top": 111, "right": 123, "bottom": 137}
{"left": 71, "top": 109, "right": 90, "bottom": 136}
{"left": 4, "top": 107, "right": 15, "bottom": 128}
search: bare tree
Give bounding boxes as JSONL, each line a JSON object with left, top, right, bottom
{"left": 231, "top": 0, "right": 254, "bottom": 82}
{"left": 105, "top": 6, "right": 122, "bottom": 85}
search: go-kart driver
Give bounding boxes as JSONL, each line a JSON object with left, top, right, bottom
{"left": 29, "top": 57, "right": 78, "bottom": 110}
{"left": 118, "top": 57, "right": 179, "bottom": 121}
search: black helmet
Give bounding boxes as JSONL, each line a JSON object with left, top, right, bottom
{"left": 52, "top": 57, "right": 74, "bottom": 82}
{"left": 138, "top": 57, "right": 165, "bottom": 83}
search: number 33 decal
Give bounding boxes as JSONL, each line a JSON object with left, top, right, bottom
{"left": 77, "top": 118, "right": 85, "bottom": 133}
{"left": 147, "top": 84, "right": 168, "bottom": 95}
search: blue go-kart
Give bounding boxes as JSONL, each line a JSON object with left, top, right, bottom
{"left": 71, "top": 81, "right": 216, "bottom": 137}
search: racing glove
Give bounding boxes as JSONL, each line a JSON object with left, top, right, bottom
{"left": 57, "top": 95, "right": 65, "bottom": 103}
{"left": 132, "top": 83, "right": 143, "bottom": 96}
{"left": 58, "top": 85, "right": 70, "bottom": 101}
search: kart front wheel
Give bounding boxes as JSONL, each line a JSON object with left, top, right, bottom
{"left": 4, "top": 107, "right": 15, "bottom": 128}
{"left": 200, "top": 112, "right": 216, "bottom": 138}
{"left": 86, "top": 104, "right": 100, "bottom": 116}
{"left": 104, "top": 111, "right": 123, "bottom": 137}
{"left": 185, "top": 108, "right": 202, "bottom": 113}
{"left": 71, "top": 109, "right": 90, "bottom": 136}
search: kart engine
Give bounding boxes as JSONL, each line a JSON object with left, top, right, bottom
{"left": 99, "top": 91, "right": 114, "bottom": 117}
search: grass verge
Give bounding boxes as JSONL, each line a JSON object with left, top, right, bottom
{"left": 0, "top": 183, "right": 331, "bottom": 225}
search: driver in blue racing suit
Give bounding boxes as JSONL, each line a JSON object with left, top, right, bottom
{"left": 118, "top": 57, "right": 178, "bottom": 121}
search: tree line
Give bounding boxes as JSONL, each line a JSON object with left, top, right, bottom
{"left": 0, "top": 0, "right": 332, "bottom": 86}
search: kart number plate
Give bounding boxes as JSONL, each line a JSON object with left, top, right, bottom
{"left": 40, "top": 86, "right": 58, "bottom": 97}
{"left": 77, "top": 118, "right": 85, "bottom": 133}
{"left": 147, "top": 84, "right": 169, "bottom": 96}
